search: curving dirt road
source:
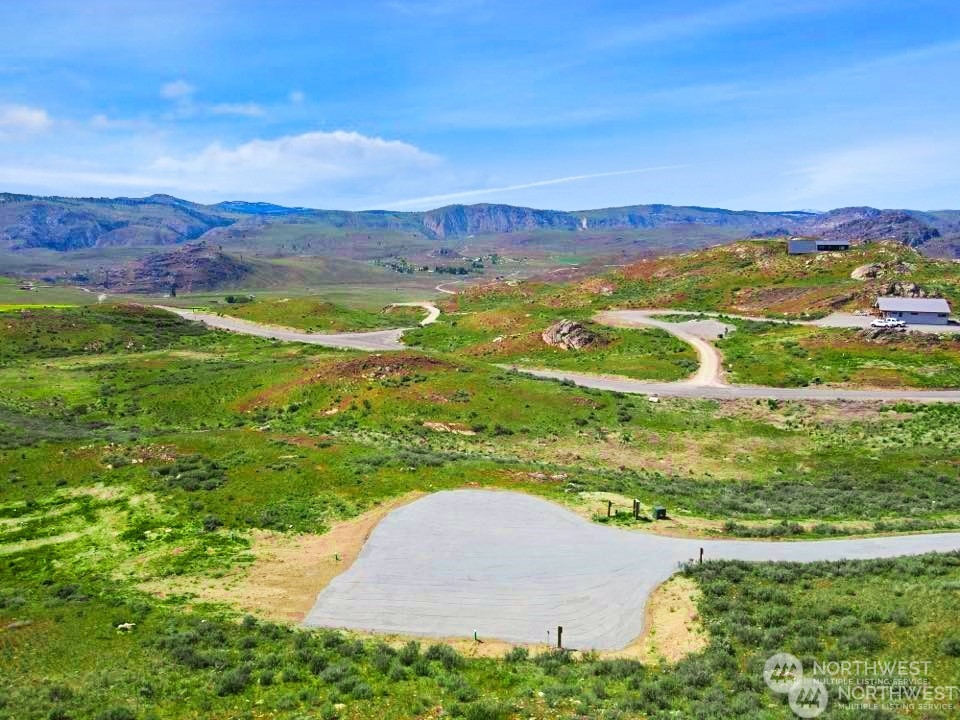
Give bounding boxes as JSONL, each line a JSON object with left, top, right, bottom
{"left": 435, "top": 281, "right": 464, "bottom": 295}
{"left": 597, "top": 310, "right": 725, "bottom": 386}
{"left": 158, "top": 303, "right": 960, "bottom": 402}
{"left": 391, "top": 301, "right": 440, "bottom": 326}
{"left": 156, "top": 302, "right": 439, "bottom": 352}
{"left": 305, "top": 489, "right": 960, "bottom": 650}
{"left": 512, "top": 309, "right": 960, "bottom": 403}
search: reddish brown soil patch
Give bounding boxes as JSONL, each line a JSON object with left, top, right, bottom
{"left": 467, "top": 331, "right": 545, "bottom": 357}
{"left": 315, "top": 354, "right": 454, "bottom": 380}
{"left": 235, "top": 354, "right": 454, "bottom": 411}
{"left": 577, "top": 278, "right": 618, "bottom": 295}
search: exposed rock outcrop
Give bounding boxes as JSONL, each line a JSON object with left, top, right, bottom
{"left": 850, "top": 263, "right": 881, "bottom": 280}
{"left": 881, "top": 282, "right": 927, "bottom": 298}
{"left": 105, "top": 243, "right": 253, "bottom": 293}
{"left": 541, "top": 320, "right": 604, "bottom": 350}
{"left": 858, "top": 326, "right": 908, "bottom": 342}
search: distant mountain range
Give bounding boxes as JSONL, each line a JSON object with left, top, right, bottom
{"left": 0, "top": 193, "right": 960, "bottom": 256}
{"left": 0, "top": 188, "right": 960, "bottom": 292}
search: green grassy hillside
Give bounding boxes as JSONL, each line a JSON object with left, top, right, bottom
{"left": 215, "top": 297, "right": 427, "bottom": 332}
{"left": 416, "top": 240, "right": 960, "bottom": 388}
{"left": 3, "top": 241, "right": 960, "bottom": 720}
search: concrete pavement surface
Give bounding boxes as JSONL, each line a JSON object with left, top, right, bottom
{"left": 305, "top": 490, "right": 960, "bottom": 650}
{"left": 156, "top": 303, "right": 438, "bottom": 351}
{"left": 516, "top": 367, "right": 960, "bottom": 402}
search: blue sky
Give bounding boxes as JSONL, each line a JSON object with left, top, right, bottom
{"left": 1, "top": 0, "right": 958, "bottom": 211}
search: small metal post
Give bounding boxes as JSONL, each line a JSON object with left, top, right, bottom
{"left": 607, "top": 500, "right": 612, "bottom": 518}
{"left": 557, "top": 625, "right": 563, "bottom": 649}
{"left": 699, "top": 547, "right": 704, "bottom": 564}
{"left": 633, "top": 499, "right": 640, "bottom": 520}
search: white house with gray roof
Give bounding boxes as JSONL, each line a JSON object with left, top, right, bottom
{"left": 875, "top": 297, "right": 952, "bottom": 325}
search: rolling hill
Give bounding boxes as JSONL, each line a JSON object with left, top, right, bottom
{"left": 2, "top": 192, "right": 959, "bottom": 292}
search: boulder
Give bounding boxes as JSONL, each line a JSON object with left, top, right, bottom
{"left": 882, "top": 281, "right": 926, "bottom": 298}
{"left": 850, "top": 263, "right": 881, "bottom": 280}
{"left": 541, "top": 320, "right": 603, "bottom": 350}
{"left": 858, "top": 326, "right": 907, "bottom": 342}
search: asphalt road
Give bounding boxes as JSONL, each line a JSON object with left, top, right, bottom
{"left": 158, "top": 304, "right": 960, "bottom": 401}
{"left": 304, "top": 490, "right": 960, "bottom": 650}
{"left": 603, "top": 308, "right": 960, "bottom": 334}
{"left": 545, "top": 308, "right": 960, "bottom": 402}
{"left": 157, "top": 303, "right": 439, "bottom": 352}
{"left": 516, "top": 367, "right": 960, "bottom": 402}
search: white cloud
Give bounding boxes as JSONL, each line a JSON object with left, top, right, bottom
{"left": 0, "top": 104, "right": 52, "bottom": 136}
{"left": 160, "top": 79, "right": 195, "bottom": 100}
{"left": 158, "top": 80, "right": 265, "bottom": 120}
{"left": 289, "top": 90, "right": 306, "bottom": 104}
{"left": 149, "top": 130, "right": 439, "bottom": 195}
{"left": 210, "top": 102, "right": 265, "bottom": 117}
{"left": 0, "top": 128, "right": 440, "bottom": 204}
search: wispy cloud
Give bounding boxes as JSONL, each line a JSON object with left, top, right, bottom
{"left": 0, "top": 129, "right": 441, "bottom": 202}
{"left": 784, "top": 138, "right": 960, "bottom": 208}
{"left": 160, "top": 79, "right": 195, "bottom": 100}
{"left": 88, "top": 113, "right": 151, "bottom": 131}
{"left": 210, "top": 102, "right": 265, "bottom": 117}
{"left": 159, "top": 78, "right": 266, "bottom": 120}
{"left": 598, "top": 0, "right": 850, "bottom": 51}
{"left": 383, "top": 165, "right": 695, "bottom": 209}
{"left": 0, "top": 104, "right": 52, "bottom": 137}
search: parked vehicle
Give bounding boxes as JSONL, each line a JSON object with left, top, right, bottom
{"left": 870, "top": 317, "right": 906, "bottom": 328}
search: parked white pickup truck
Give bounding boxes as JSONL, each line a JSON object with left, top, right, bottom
{"left": 870, "top": 317, "right": 907, "bottom": 329}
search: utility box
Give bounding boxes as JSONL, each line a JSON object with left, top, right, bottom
{"left": 652, "top": 506, "right": 667, "bottom": 520}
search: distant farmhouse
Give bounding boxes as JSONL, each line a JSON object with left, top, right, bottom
{"left": 787, "top": 237, "right": 851, "bottom": 254}
{"left": 875, "top": 297, "right": 952, "bottom": 325}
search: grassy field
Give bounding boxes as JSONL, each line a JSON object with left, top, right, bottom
{"left": 0, "top": 276, "right": 98, "bottom": 307}
{"left": 717, "top": 320, "right": 960, "bottom": 389}
{"left": 0, "top": 303, "right": 76, "bottom": 312}
{"left": 3, "top": 245, "right": 960, "bottom": 719}
{"left": 404, "top": 239, "right": 960, "bottom": 388}
{"left": 2, "top": 511, "right": 958, "bottom": 719}
{"left": 3, "top": 306, "right": 960, "bottom": 526}
{"left": 209, "top": 297, "right": 428, "bottom": 332}
{"left": 601, "top": 240, "right": 960, "bottom": 317}
{"left": 404, "top": 299, "right": 697, "bottom": 381}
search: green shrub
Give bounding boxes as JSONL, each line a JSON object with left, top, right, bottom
{"left": 216, "top": 666, "right": 252, "bottom": 696}
{"left": 96, "top": 709, "right": 136, "bottom": 720}
{"left": 398, "top": 641, "right": 420, "bottom": 666}
{"left": 941, "top": 636, "right": 960, "bottom": 657}
{"left": 503, "top": 646, "right": 528, "bottom": 663}
{"left": 425, "top": 643, "right": 463, "bottom": 670}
